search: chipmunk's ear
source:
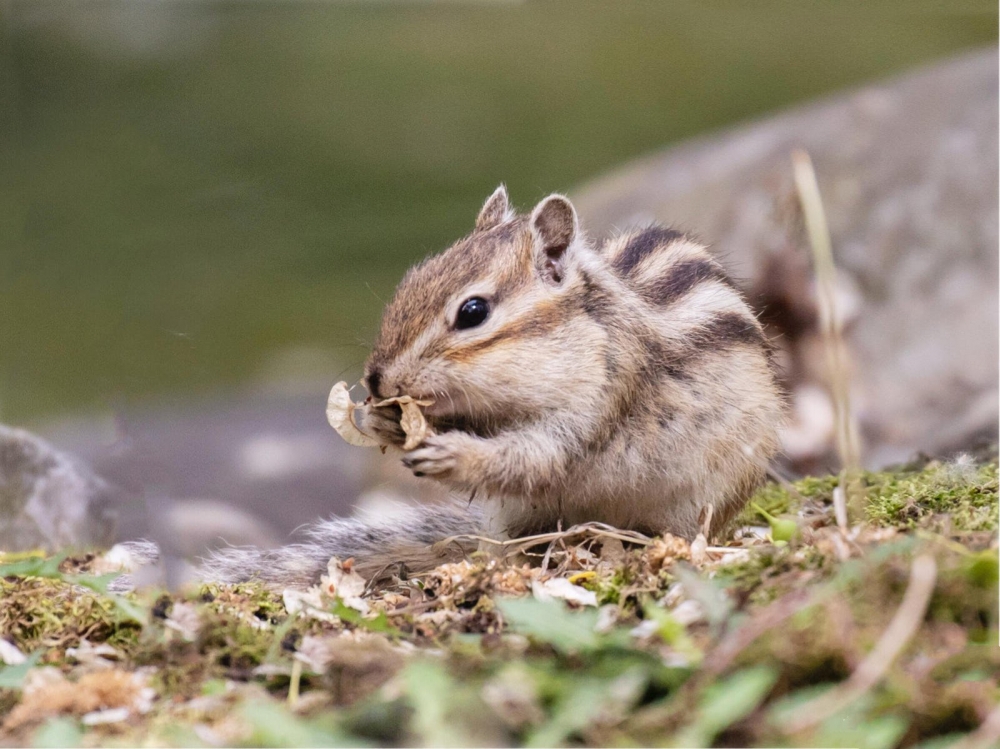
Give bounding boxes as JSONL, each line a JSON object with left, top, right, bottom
{"left": 530, "top": 194, "right": 578, "bottom": 285}
{"left": 475, "top": 184, "right": 513, "bottom": 232}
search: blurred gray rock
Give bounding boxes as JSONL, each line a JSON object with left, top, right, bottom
{"left": 37, "top": 390, "right": 371, "bottom": 548}
{"left": 0, "top": 424, "right": 118, "bottom": 551}
{"left": 573, "top": 49, "right": 998, "bottom": 470}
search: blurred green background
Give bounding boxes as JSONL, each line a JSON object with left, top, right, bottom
{"left": 1, "top": 0, "right": 996, "bottom": 424}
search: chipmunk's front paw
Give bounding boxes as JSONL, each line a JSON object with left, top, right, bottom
{"left": 354, "top": 403, "right": 406, "bottom": 447}
{"left": 402, "top": 432, "right": 481, "bottom": 483}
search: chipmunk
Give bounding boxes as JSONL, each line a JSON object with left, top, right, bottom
{"left": 199, "top": 186, "right": 784, "bottom": 588}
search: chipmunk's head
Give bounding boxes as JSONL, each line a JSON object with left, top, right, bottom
{"left": 365, "top": 185, "right": 604, "bottom": 428}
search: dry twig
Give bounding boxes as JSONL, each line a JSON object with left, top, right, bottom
{"left": 785, "top": 554, "right": 938, "bottom": 733}
{"left": 436, "top": 522, "right": 653, "bottom": 561}
{"left": 792, "top": 149, "right": 863, "bottom": 529}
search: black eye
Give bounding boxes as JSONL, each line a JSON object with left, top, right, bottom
{"left": 455, "top": 297, "right": 490, "bottom": 330}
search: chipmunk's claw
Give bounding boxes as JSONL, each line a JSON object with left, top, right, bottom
{"left": 402, "top": 435, "right": 460, "bottom": 478}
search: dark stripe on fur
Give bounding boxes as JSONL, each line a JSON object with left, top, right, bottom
{"left": 652, "top": 312, "right": 768, "bottom": 382}
{"left": 579, "top": 269, "right": 617, "bottom": 325}
{"left": 612, "top": 227, "right": 685, "bottom": 276}
{"left": 644, "top": 259, "right": 737, "bottom": 306}
{"left": 693, "top": 312, "right": 767, "bottom": 350}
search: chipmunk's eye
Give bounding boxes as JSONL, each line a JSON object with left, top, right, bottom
{"left": 455, "top": 297, "right": 490, "bottom": 330}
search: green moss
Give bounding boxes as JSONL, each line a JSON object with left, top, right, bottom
{"left": 590, "top": 568, "right": 633, "bottom": 607}
{"left": 739, "top": 484, "right": 795, "bottom": 525}
{"left": 136, "top": 584, "right": 288, "bottom": 699}
{"left": 737, "top": 474, "right": 840, "bottom": 526}
{"left": 0, "top": 577, "right": 140, "bottom": 655}
{"left": 198, "top": 582, "right": 287, "bottom": 620}
{"left": 711, "top": 548, "right": 789, "bottom": 605}
{"left": 711, "top": 543, "right": 834, "bottom": 608}
{"left": 864, "top": 461, "right": 998, "bottom": 532}
{"left": 737, "top": 461, "right": 997, "bottom": 534}
{"left": 714, "top": 548, "right": 781, "bottom": 592}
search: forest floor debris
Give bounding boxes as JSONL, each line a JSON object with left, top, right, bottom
{"left": 0, "top": 456, "right": 996, "bottom": 747}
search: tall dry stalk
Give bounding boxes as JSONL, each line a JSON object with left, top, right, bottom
{"left": 791, "top": 149, "right": 863, "bottom": 530}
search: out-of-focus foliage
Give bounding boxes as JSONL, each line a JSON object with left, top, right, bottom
{"left": 1, "top": 1, "right": 995, "bottom": 421}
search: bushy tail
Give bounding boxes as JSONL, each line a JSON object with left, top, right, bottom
{"left": 197, "top": 501, "right": 485, "bottom": 588}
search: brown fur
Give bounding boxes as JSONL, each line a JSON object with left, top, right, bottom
{"left": 364, "top": 187, "right": 784, "bottom": 542}
{"left": 197, "top": 187, "right": 784, "bottom": 589}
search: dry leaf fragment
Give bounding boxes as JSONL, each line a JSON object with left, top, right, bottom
{"left": 81, "top": 707, "right": 131, "bottom": 726}
{"left": 645, "top": 534, "right": 691, "bottom": 572}
{"left": 671, "top": 599, "right": 705, "bottom": 626}
{"left": 3, "top": 669, "right": 151, "bottom": 731}
{"left": 326, "top": 382, "right": 434, "bottom": 450}
{"left": 66, "top": 640, "right": 120, "bottom": 669}
{"left": 400, "top": 402, "right": 429, "bottom": 450}
{"left": 599, "top": 537, "right": 626, "bottom": 567}
{"left": 282, "top": 588, "right": 337, "bottom": 622}
{"left": 326, "top": 381, "right": 380, "bottom": 448}
{"left": 690, "top": 533, "right": 709, "bottom": 566}
{"left": 284, "top": 557, "right": 372, "bottom": 622}
{"left": 372, "top": 394, "right": 434, "bottom": 451}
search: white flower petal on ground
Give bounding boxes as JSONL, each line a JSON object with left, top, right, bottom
{"left": 0, "top": 639, "right": 26, "bottom": 665}
{"left": 671, "top": 599, "right": 705, "bottom": 626}
{"left": 320, "top": 557, "right": 370, "bottom": 614}
{"left": 66, "top": 640, "right": 120, "bottom": 669}
{"left": 164, "top": 602, "right": 202, "bottom": 642}
{"left": 81, "top": 707, "right": 131, "bottom": 726}
{"left": 531, "top": 577, "right": 598, "bottom": 607}
{"left": 282, "top": 588, "right": 337, "bottom": 623}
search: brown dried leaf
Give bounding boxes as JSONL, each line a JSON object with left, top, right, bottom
{"left": 326, "top": 381, "right": 380, "bottom": 448}
{"left": 690, "top": 533, "right": 709, "bottom": 566}
{"left": 373, "top": 394, "right": 434, "bottom": 451}
{"left": 327, "top": 382, "right": 435, "bottom": 450}
{"left": 3, "top": 669, "right": 148, "bottom": 731}
{"left": 645, "top": 534, "right": 692, "bottom": 573}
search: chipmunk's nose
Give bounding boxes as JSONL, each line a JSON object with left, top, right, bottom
{"left": 367, "top": 368, "right": 404, "bottom": 399}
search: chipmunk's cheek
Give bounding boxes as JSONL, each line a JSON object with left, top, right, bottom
{"left": 401, "top": 433, "right": 478, "bottom": 481}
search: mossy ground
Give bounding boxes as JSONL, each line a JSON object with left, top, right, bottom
{"left": 739, "top": 458, "right": 998, "bottom": 535}
{"left": 1, "top": 458, "right": 997, "bottom": 748}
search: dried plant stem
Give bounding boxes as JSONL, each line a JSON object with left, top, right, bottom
{"left": 287, "top": 659, "right": 302, "bottom": 707}
{"left": 785, "top": 554, "right": 938, "bottom": 733}
{"left": 792, "top": 149, "right": 863, "bottom": 529}
{"left": 704, "top": 588, "right": 815, "bottom": 676}
{"left": 436, "top": 522, "right": 654, "bottom": 560}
